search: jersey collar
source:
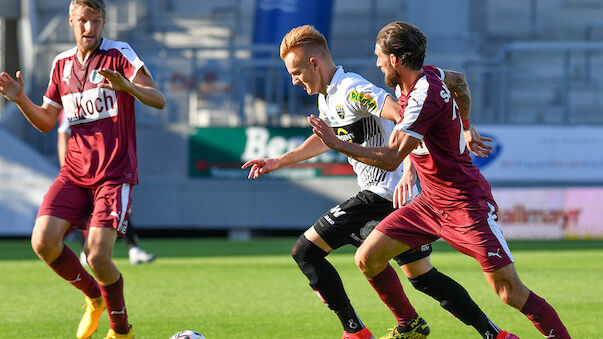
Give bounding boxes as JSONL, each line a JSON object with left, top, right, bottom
{"left": 326, "top": 66, "right": 345, "bottom": 95}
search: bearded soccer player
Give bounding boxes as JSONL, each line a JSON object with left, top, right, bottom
{"left": 0, "top": 0, "right": 165, "bottom": 338}
{"left": 309, "top": 21, "right": 570, "bottom": 339}
{"left": 57, "top": 111, "right": 157, "bottom": 266}
{"left": 244, "top": 25, "right": 513, "bottom": 339}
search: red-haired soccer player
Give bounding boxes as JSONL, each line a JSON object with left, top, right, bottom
{"left": 309, "top": 21, "right": 569, "bottom": 339}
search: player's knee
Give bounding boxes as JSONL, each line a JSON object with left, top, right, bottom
{"left": 292, "top": 235, "right": 326, "bottom": 266}
{"left": 408, "top": 267, "right": 437, "bottom": 292}
{"left": 354, "top": 248, "right": 374, "bottom": 275}
{"left": 31, "top": 236, "right": 58, "bottom": 261}
{"left": 86, "top": 250, "right": 112, "bottom": 270}
{"left": 401, "top": 256, "right": 433, "bottom": 277}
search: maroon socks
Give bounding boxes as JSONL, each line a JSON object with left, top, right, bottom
{"left": 367, "top": 264, "right": 418, "bottom": 326}
{"left": 49, "top": 246, "right": 100, "bottom": 298}
{"left": 521, "top": 291, "right": 570, "bottom": 339}
{"left": 100, "top": 275, "right": 129, "bottom": 334}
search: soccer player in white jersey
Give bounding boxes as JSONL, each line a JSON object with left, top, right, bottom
{"left": 310, "top": 21, "right": 570, "bottom": 339}
{"left": 243, "top": 25, "right": 510, "bottom": 339}
{"left": 0, "top": 0, "right": 165, "bottom": 338}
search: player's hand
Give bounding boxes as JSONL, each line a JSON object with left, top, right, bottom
{"left": 241, "top": 158, "right": 279, "bottom": 179}
{"left": 393, "top": 166, "right": 416, "bottom": 208}
{"left": 0, "top": 71, "right": 25, "bottom": 103}
{"left": 307, "top": 115, "right": 340, "bottom": 150}
{"left": 97, "top": 68, "right": 131, "bottom": 92}
{"left": 463, "top": 125, "right": 492, "bottom": 158}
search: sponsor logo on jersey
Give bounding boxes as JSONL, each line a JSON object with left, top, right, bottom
{"left": 89, "top": 69, "right": 104, "bottom": 84}
{"left": 349, "top": 90, "right": 378, "bottom": 111}
{"left": 62, "top": 87, "right": 118, "bottom": 124}
{"left": 62, "top": 60, "right": 72, "bottom": 84}
{"left": 336, "top": 128, "right": 355, "bottom": 143}
{"left": 336, "top": 105, "right": 345, "bottom": 119}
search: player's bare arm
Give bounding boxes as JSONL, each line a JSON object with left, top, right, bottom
{"left": 443, "top": 69, "right": 492, "bottom": 158}
{"left": 443, "top": 70, "right": 471, "bottom": 121}
{"left": 379, "top": 95, "right": 403, "bottom": 122}
{"left": 242, "top": 134, "right": 330, "bottom": 179}
{"left": 0, "top": 71, "right": 61, "bottom": 133}
{"left": 97, "top": 68, "right": 166, "bottom": 109}
{"left": 308, "top": 114, "right": 419, "bottom": 171}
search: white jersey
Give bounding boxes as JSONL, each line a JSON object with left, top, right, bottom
{"left": 318, "top": 66, "right": 405, "bottom": 201}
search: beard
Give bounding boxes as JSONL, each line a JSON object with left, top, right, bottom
{"left": 383, "top": 67, "right": 398, "bottom": 88}
{"left": 385, "top": 72, "right": 398, "bottom": 88}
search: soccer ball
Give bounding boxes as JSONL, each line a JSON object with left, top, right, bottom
{"left": 169, "top": 330, "right": 206, "bottom": 339}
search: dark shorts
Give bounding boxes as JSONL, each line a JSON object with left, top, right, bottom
{"left": 376, "top": 194, "right": 515, "bottom": 272}
{"left": 37, "top": 173, "right": 133, "bottom": 237}
{"left": 313, "top": 190, "right": 432, "bottom": 265}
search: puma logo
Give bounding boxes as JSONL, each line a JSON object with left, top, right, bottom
{"left": 67, "top": 273, "right": 81, "bottom": 283}
{"left": 545, "top": 329, "right": 556, "bottom": 338}
{"left": 487, "top": 248, "right": 502, "bottom": 258}
{"left": 111, "top": 306, "right": 126, "bottom": 315}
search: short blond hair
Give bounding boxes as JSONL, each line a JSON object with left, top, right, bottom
{"left": 280, "top": 25, "right": 330, "bottom": 60}
{"left": 69, "top": 0, "right": 106, "bottom": 19}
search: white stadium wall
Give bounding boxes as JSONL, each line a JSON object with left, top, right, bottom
{"left": 0, "top": 127, "right": 57, "bottom": 236}
{"left": 1, "top": 125, "right": 603, "bottom": 238}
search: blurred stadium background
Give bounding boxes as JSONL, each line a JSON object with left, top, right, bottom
{"left": 1, "top": 0, "right": 603, "bottom": 240}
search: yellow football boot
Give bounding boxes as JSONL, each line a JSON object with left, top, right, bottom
{"left": 379, "top": 316, "right": 430, "bottom": 339}
{"left": 76, "top": 296, "right": 105, "bottom": 339}
{"left": 103, "top": 327, "right": 134, "bottom": 339}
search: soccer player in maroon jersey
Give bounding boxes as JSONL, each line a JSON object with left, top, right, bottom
{"left": 0, "top": 0, "right": 165, "bottom": 338}
{"left": 57, "top": 111, "right": 156, "bottom": 266}
{"left": 246, "top": 25, "right": 512, "bottom": 339}
{"left": 309, "top": 21, "right": 570, "bottom": 339}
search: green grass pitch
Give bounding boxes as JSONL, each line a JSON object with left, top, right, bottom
{"left": 0, "top": 238, "right": 601, "bottom": 338}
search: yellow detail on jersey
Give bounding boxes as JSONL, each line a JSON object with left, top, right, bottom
{"left": 349, "top": 90, "right": 378, "bottom": 111}
{"left": 336, "top": 128, "right": 354, "bottom": 143}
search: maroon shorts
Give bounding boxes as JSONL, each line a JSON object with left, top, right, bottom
{"left": 376, "top": 194, "right": 514, "bottom": 272}
{"left": 38, "top": 173, "right": 133, "bottom": 237}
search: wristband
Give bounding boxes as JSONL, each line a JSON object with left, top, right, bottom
{"left": 462, "top": 119, "right": 470, "bottom": 130}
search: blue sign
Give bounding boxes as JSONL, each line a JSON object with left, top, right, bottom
{"left": 253, "top": 0, "right": 334, "bottom": 47}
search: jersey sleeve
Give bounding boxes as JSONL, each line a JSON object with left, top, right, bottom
{"left": 57, "top": 110, "right": 71, "bottom": 133}
{"left": 43, "top": 57, "right": 63, "bottom": 109}
{"left": 394, "top": 81, "right": 439, "bottom": 140}
{"left": 117, "top": 42, "right": 151, "bottom": 81}
{"left": 344, "top": 79, "right": 388, "bottom": 118}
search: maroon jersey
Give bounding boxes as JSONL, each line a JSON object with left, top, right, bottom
{"left": 44, "top": 38, "right": 148, "bottom": 188}
{"left": 394, "top": 66, "right": 492, "bottom": 210}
